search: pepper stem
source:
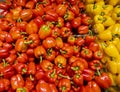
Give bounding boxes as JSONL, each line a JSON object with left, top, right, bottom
{"left": 40, "top": 56, "right": 43, "bottom": 63}
{"left": 71, "top": 66, "right": 79, "bottom": 71}
{"left": 58, "top": 73, "right": 69, "bottom": 79}
{"left": 24, "top": 40, "right": 33, "bottom": 45}
{"left": 62, "top": 86, "right": 66, "bottom": 92}
{"left": 50, "top": 69, "right": 56, "bottom": 78}
{"left": 17, "top": 88, "right": 26, "bottom": 92}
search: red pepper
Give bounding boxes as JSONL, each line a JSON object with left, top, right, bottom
{"left": 43, "top": 10, "right": 58, "bottom": 21}
{"left": 17, "top": 53, "right": 28, "bottom": 63}
{"left": 93, "top": 50, "right": 104, "bottom": 60}
{"left": 80, "top": 48, "right": 93, "bottom": 60}
{"left": 27, "top": 61, "right": 36, "bottom": 75}
{"left": 34, "top": 16, "right": 44, "bottom": 28}
{"left": 25, "top": 80, "right": 34, "bottom": 91}
{"left": 5, "top": 54, "right": 17, "bottom": 64}
{"left": 45, "top": 69, "right": 57, "bottom": 83}
{"left": 36, "top": 80, "right": 51, "bottom": 92}
{"left": 49, "top": 84, "right": 58, "bottom": 92}
{"left": 73, "top": 73, "right": 83, "bottom": 86}
{"left": 34, "top": 45, "right": 46, "bottom": 61}
{"left": 82, "top": 69, "right": 94, "bottom": 82}
{"left": 89, "top": 42, "right": 99, "bottom": 52}
{"left": 95, "top": 72, "right": 112, "bottom": 89}
{"left": 77, "top": 25, "right": 89, "bottom": 34}
{"left": 45, "top": 48, "right": 56, "bottom": 61}
{"left": 75, "top": 37, "right": 85, "bottom": 46}
{"left": 71, "top": 60, "right": 85, "bottom": 73}
{"left": 0, "top": 2, "right": 11, "bottom": 10}
{"left": 60, "top": 45, "right": 74, "bottom": 58}
{"left": 40, "top": 60, "right": 53, "bottom": 71}
{"left": 2, "top": 43, "right": 13, "bottom": 50}
{"left": 1, "top": 65, "right": 15, "bottom": 79}
{"left": 61, "top": 27, "right": 72, "bottom": 38}
{"left": 11, "top": 74, "right": 24, "bottom": 90}
{"left": 0, "top": 79, "right": 10, "bottom": 91}
{"left": 85, "top": 35, "right": 96, "bottom": 45}
{"left": 35, "top": 69, "right": 45, "bottom": 80}
{"left": 85, "top": 81, "right": 101, "bottom": 92}
{"left": 0, "top": 48, "right": 9, "bottom": 59}
{"left": 58, "top": 78, "right": 71, "bottom": 92}
{"left": 26, "top": 34, "right": 40, "bottom": 48}
{"left": 13, "top": 63, "right": 27, "bottom": 74}
{"left": 89, "top": 60, "right": 103, "bottom": 71}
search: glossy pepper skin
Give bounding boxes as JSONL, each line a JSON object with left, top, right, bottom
{"left": 11, "top": 74, "right": 24, "bottom": 90}
{"left": 95, "top": 72, "right": 112, "bottom": 89}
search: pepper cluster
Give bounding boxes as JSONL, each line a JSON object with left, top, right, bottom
{"left": 0, "top": 0, "right": 112, "bottom": 92}
{"left": 85, "top": 0, "right": 120, "bottom": 91}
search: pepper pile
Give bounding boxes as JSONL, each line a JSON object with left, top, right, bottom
{"left": 85, "top": 0, "right": 120, "bottom": 91}
{"left": 0, "top": 0, "right": 112, "bottom": 92}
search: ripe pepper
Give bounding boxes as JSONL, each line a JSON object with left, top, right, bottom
{"left": 1, "top": 65, "right": 15, "bottom": 79}
{"left": 0, "top": 48, "right": 9, "bottom": 59}
{"left": 98, "top": 29, "right": 112, "bottom": 41}
{"left": 92, "top": 4, "right": 103, "bottom": 15}
{"left": 102, "top": 5, "right": 113, "bottom": 15}
{"left": 81, "top": 48, "right": 93, "bottom": 60}
{"left": 27, "top": 61, "right": 36, "bottom": 75}
{"left": 13, "top": 63, "right": 27, "bottom": 75}
{"left": 93, "top": 23, "right": 104, "bottom": 33}
{"left": 82, "top": 69, "right": 94, "bottom": 82}
{"left": 94, "top": 15, "right": 104, "bottom": 24}
{"left": 111, "top": 24, "right": 120, "bottom": 36}
{"left": 85, "top": 81, "right": 101, "bottom": 92}
{"left": 93, "top": 50, "right": 103, "bottom": 60}
{"left": 89, "top": 60, "right": 102, "bottom": 71}
{"left": 0, "top": 78, "right": 10, "bottom": 91}
{"left": 58, "top": 78, "right": 71, "bottom": 92}
{"left": 54, "top": 55, "right": 67, "bottom": 68}
{"left": 107, "top": 60, "right": 117, "bottom": 74}
{"left": 71, "top": 60, "right": 85, "bottom": 73}
{"left": 40, "top": 60, "right": 53, "bottom": 71}
{"left": 102, "top": 15, "right": 115, "bottom": 27}
{"left": 73, "top": 73, "right": 83, "bottom": 86}
{"left": 108, "top": 0, "right": 119, "bottom": 6}
{"left": 116, "top": 41, "right": 120, "bottom": 53}
{"left": 11, "top": 74, "right": 24, "bottom": 90}
{"left": 45, "top": 69, "right": 57, "bottom": 83}
{"left": 103, "top": 43, "right": 119, "bottom": 58}
{"left": 95, "top": 72, "right": 112, "bottom": 89}
{"left": 112, "top": 5, "right": 120, "bottom": 21}
{"left": 36, "top": 80, "right": 51, "bottom": 92}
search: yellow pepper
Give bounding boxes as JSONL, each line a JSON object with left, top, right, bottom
{"left": 92, "top": 4, "right": 103, "bottom": 15}
{"left": 102, "top": 15, "right": 115, "bottom": 27}
{"left": 106, "top": 37, "right": 120, "bottom": 46}
{"left": 115, "top": 74, "right": 120, "bottom": 86}
{"left": 96, "top": 1, "right": 105, "bottom": 6}
{"left": 95, "top": 0, "right": 104, "bottom": 2}
{"left": 103, "top": 43, "right": 119, "bottom": 58}
{"left": 102, "top": 5, "right": 113, "bottom": 15}
{"left": 107, "top": 60, "right": 118, "bottom": 74}
{"left": 98, "top": 29, "right": 112, "bottom": 41}
{"left": 116, "top": 41, "right": 120, "bottom": 53}
{"left": 93, "top": 23, "right": 104, "bottom": 33}
{"left": 108, "top": 73, "right": 116, "bottom": 86}
{"left": 94, "top": 15, "right": 104, "bottom": 23}
{"left": 108, "top": 0, "right": 119, "bottom": 6}
{"left": 86, "top": 4, "right": 94, "bottom": 16}
{"left": 111, "top": 24, "right": 120, "bottom": 36}
{"left": 112, "top": 5, "right": 120, "bottom": 21}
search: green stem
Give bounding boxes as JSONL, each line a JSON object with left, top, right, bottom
{"left": 62, "top": 86, "right": 66, "bottom": 92}
{"left": 40, "top": 56, "right": 43, "bottom": 63}
{"left": 50, "top": 69, "right": 56, "bottom": 78}
{"left": 71, "top": 66, "right": 79, "bottom": 71}
{"left": 58, "top": 73, "right": 69, "bottom": 79}
{"left": 24, "top": 40, "right": 33, "bottom": 45}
